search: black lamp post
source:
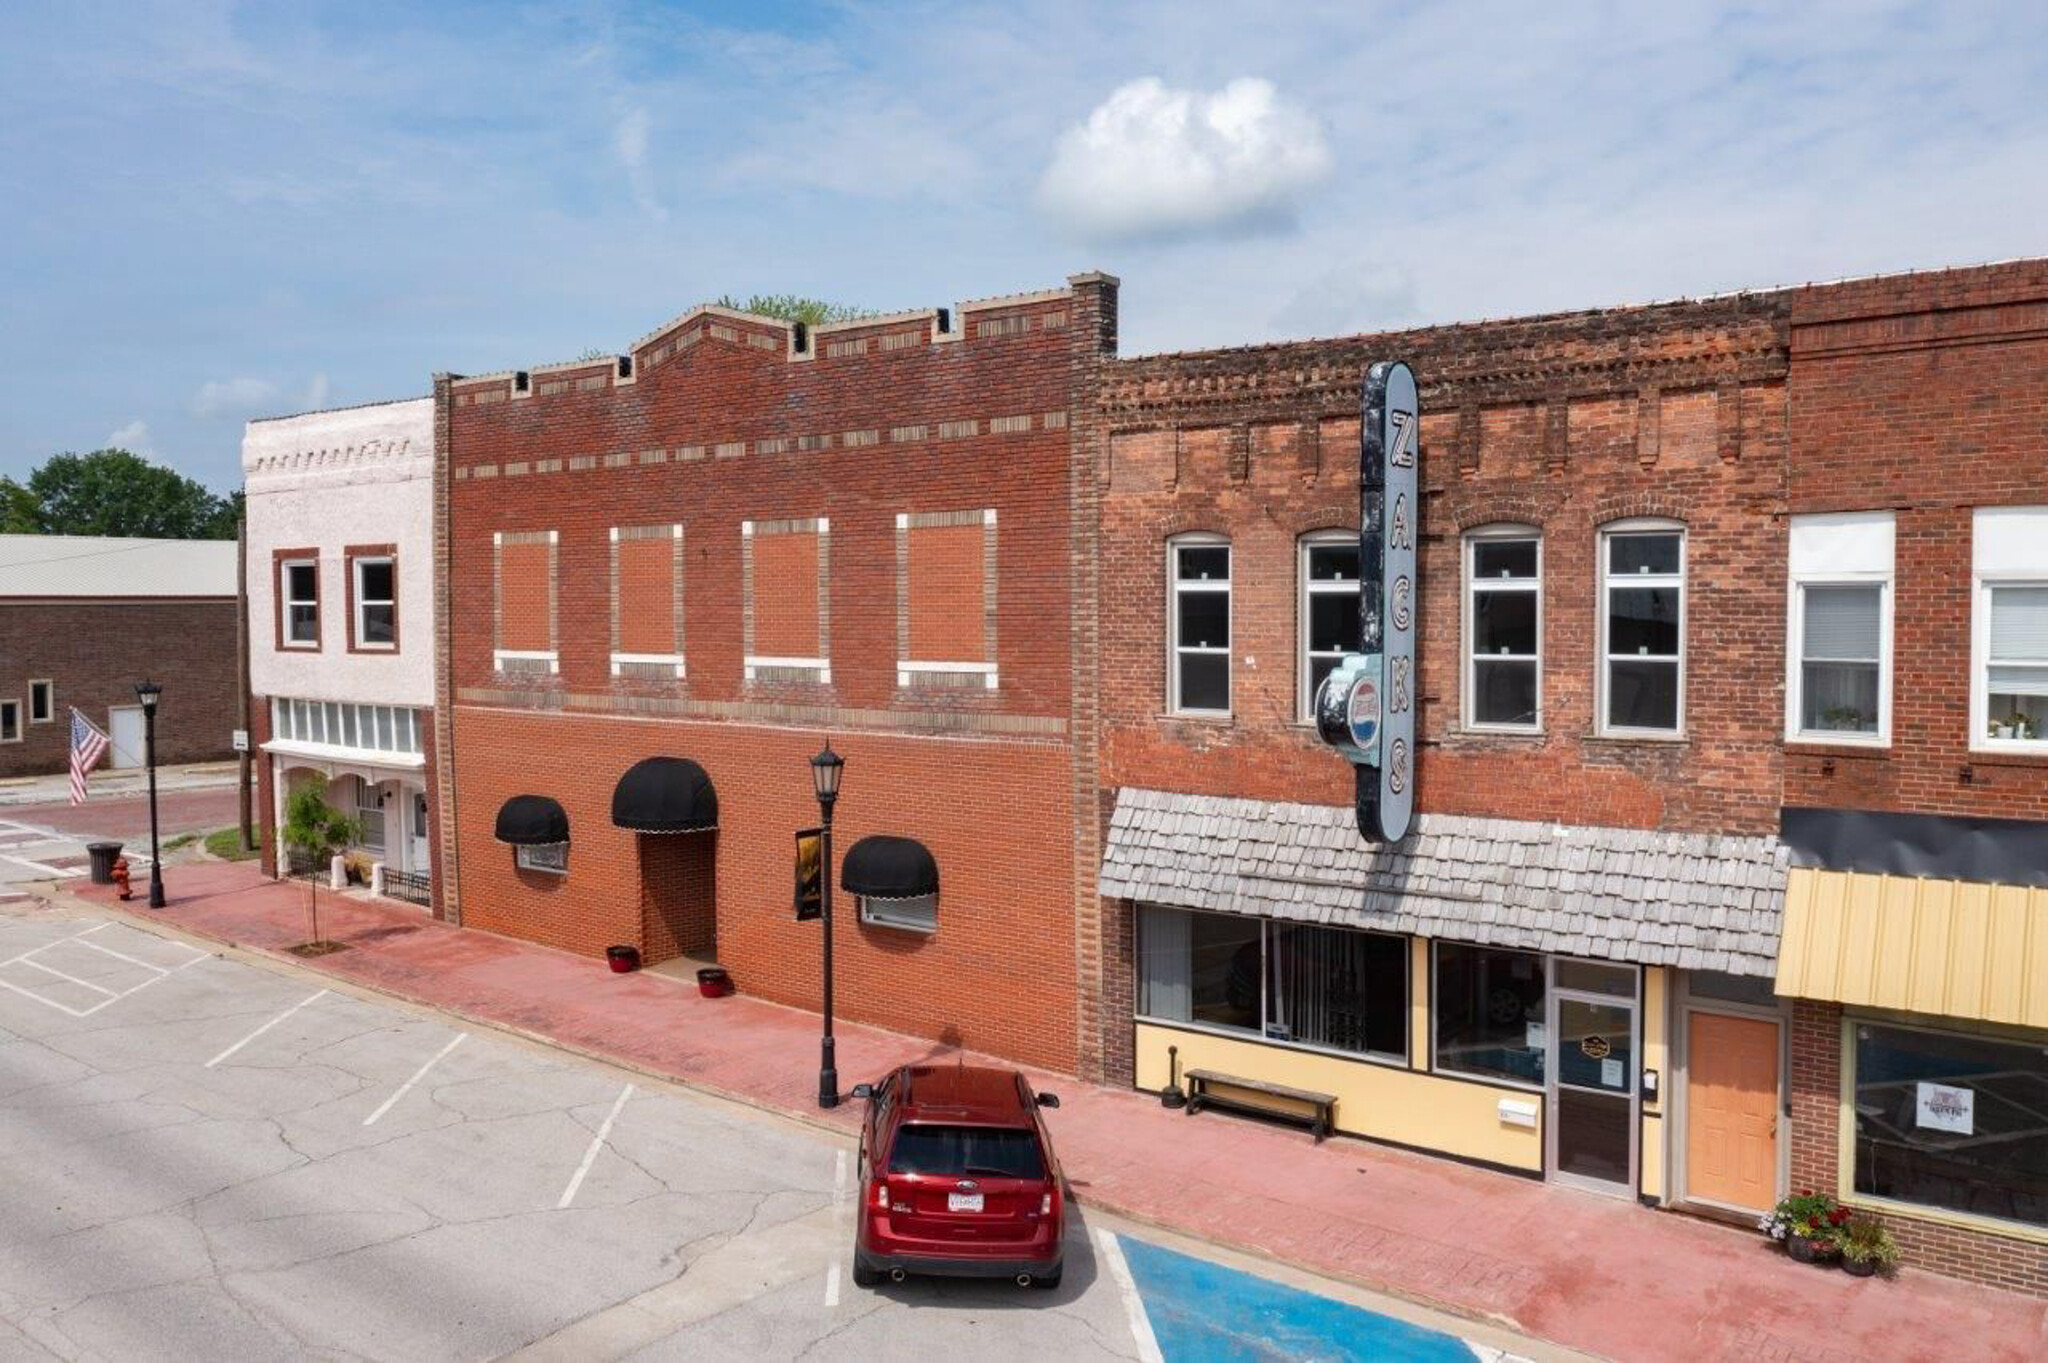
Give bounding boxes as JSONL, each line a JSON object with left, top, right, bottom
{"left": 810, "top": 740, "right": 844, "bottom": 1109}
{"left": 135, "top": 679, "right": 165, "bottom": 908}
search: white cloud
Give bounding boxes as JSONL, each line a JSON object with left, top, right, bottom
{"left": 189, "top": 376, "right": 279, "bottom": 419}
{"left": 614, "top": 107, "right": 666, "bottom": 219}
{"left": 1037, "top": 77, "right": 1332, "bottom": 243}
{"left": 107, "top": 419, "right": 154, "bottom": 456}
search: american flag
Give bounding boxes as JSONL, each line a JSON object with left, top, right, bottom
{"left": 68, "top": 708, "right": 109, "bottom": 806}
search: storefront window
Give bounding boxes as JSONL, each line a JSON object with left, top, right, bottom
{"left": 1266, "top": 924, "right": 1406, "bottom": 1059}
{"left": 1137, "top": 906, "right": 1260, "bottom": 1034}
{"left": 1137, "top": 907, "right": 1407, "bottom": 1058}
{"left": 1852, "top": 1022, "right": 2048, "bottom": 1229}
{"left": 1434, "top": 942, "right": 1546, "bottom": 1084}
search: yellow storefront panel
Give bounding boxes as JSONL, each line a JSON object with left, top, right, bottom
{"left": 1135, "top": 1022, "right": 1545, "bottom": 1172}
{"left": 1777, "top": 867, "right": 2048, "bottom": 1028}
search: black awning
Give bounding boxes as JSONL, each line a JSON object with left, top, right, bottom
{"left": 611, "top": 757, "right": 718, "bottom": 833}
{"left": 841, "top": 835, "right": 939, "bottom": 899}
{"left": 495, "top": 794, "right": 569, "bottom": 846}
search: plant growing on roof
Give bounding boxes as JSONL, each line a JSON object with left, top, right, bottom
{"left": 281, "top": 776, "right": 360, "bottom": 952}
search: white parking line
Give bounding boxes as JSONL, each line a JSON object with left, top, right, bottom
{"left": 363, "top": 1032, "right": 467, "bottom": 1126}
{"left": 0, "top": 854, "right": 81, "bottom": 878}
{"left": 557, "top": 1082, "right": 634, "bottom": 1209}
{"left": 825, "top": 1148, "right": 848, "bottom": 1306}
{"left": 1094, "top": 1229, "right": 1164, "bottom": 1363}
{"left": 18, "top": 957, "right": 120, "bottom": 997}
{"left": 205, "top": 989, "right": 329, "bottom": 1068}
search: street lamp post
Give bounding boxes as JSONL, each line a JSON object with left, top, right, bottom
{"left": 135, "top": 679, "right": 165, "bottom": 909}
{"left": 810, "top": 741, "right": 844, "bottom": 1109}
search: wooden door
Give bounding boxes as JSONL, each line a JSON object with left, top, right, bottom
{"left": 1686, "top": 1012, "right": 1779, "bottom": 1210}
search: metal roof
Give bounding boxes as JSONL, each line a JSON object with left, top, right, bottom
{"left": 0, "top": 535, "right": 238, "bottom": 599}
{"left": 1100, "top": 787, "right": 1790, "bottom": 977}
{"left": 1776, "top": 867, "right": 2048, "bottom": 1028}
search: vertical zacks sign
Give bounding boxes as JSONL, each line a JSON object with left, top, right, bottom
{"left": 1315, "top": 360, "right": 1418, "bottom": 843}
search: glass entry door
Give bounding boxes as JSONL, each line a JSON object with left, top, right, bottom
{"left": 1548, "top": 968, "right": 1638, "bottom": 1196}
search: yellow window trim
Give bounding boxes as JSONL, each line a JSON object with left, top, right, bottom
{"left": 1834, "top": 1013, "right": 2048, "bottom": 1246}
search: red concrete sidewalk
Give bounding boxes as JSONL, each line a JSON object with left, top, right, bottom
{"left": 72, "top": 863, "right": 2048, "bottom": 1362}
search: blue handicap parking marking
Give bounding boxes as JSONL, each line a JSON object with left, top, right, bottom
{"left": 1117, "top": 1234, "right": 1485, "bottom": 1362}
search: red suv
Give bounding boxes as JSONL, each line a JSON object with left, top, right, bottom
{"left": 850, "top": 1064, "right": 1065, "bottom": 1288}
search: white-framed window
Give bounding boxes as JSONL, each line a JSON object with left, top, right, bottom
{"left": 354, "top": 555, "right": 396, "bottom": 649}
{"left": 354, "top": 778, "right": 386, "bottom": 852}
{"left": 0, "top": 699, "right": 19, "bottom": 744}
{"left": 1787, "top": 512, "right": 1893, "bottom": 743}
{"left": 516, "top": 843, "right": 567, "bottom": 874}
{"left": 1299, "top": 532, "right": 1360, "bottom": 721}
{"left": 1463, "top": 525, "right": 1541, "bottom": 730}
{"left": 1598, "top": 521, "right": 1685, "bottom": 735}
{"left": 269, "top": 699, "right": 423, "bottom": 757}
{"left": 1973, "top": 506, "right": 2048, "bottom": 749}
{"left": 1169, "top": 535, "right": 1230, "bottom": 716}
{"left": 28, "top": 680, "right": 53, "bottom": 724}
{"left": 860, "top": 893, "right": 937, "bottom": 934}
{"left": 282, "top": 558, "right": 319, "bottom": 647}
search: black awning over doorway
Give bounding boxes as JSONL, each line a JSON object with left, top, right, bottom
{"left": 611, "top": 757, "right": 719, "bottom": 834}
{"left": 495, "top": 794, "right": 569, "bottom": 846}
{"left": 841, "top": 835, "right": 939, "bottom": 899}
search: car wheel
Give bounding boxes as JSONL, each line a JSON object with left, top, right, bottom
{"left": 851, "top": 1258, "right": 885, "bottom": 1289}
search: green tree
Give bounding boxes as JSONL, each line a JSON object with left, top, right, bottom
{"left": 712, "top": 294, "right": 876, "bottom": 327}
{"left": 281, "top": 777, "right": 360, "bottom": 949}
{"left": 0, "top": 477, "right": 39, "bottom": 533}
{"left": 24, "top": 449, "right": 237, "bottom": 539}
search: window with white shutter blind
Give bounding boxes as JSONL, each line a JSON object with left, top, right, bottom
{"left": 1974, "top": 508, "right": 2048, "bottom": 747}
{"left": 1788, "top": 512, "right": 1892, "bottom": 742}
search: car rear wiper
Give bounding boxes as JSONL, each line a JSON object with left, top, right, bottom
{"left": 960, "top": 1166, "right": 1026, "bottom": 1177}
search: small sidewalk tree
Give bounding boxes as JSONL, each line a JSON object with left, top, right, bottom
{"left": 281, "top": 776, "right": 359, "bottom": 953}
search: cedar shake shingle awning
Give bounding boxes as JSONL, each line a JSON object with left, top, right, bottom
{"left": 1099, "top": 787, "right": 1790, "bottom": 977}
{"left": 495, "top": 795, "right": 569, "bottom": 846}
{"left": 611, "top": 757, "right": 718, "bottom": 834}
{"left": 842, "top": 835, "right": 939, "bottom": 900}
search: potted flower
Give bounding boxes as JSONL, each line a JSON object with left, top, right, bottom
{"left": 1759, "top": 1191, "right": 1849, "bottom": 1264}
{"left": 1839, "top": 1215, "right": 1900, "bottom": 1278}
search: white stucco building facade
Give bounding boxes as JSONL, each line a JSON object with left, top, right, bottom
{"left": 243, "top": 397, "right": 438, "bottom": 897}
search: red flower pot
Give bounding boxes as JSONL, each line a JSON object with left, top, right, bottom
{"left": 607, "top": 945, "right": 641, "bottom": 973}
{"left": 697, "top": 967, "right": 732, "bottom": 998}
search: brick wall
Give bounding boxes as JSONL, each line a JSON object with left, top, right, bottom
{"left": 1091, "top": 296, "right": 1792, "bottom": 1076}
{"left": 0, "top": 599, "right": 238, "bottom": 778}
{"left": 1788, "top": 1000, "right": 2048, "bottom": 1296}
{"left": 440, "top": 283, "right": 1102, "bottom": 1070}
{"left": 1783, "top": 259, "right": 2048, "bottom": 822}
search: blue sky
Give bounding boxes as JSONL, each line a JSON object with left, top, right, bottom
{"left": 5, "top": 1, "right": 2046, "bottom": 492}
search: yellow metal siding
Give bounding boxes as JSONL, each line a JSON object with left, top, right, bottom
{"left": 1777, "top": 868, "right": 2048, "bottom": 1028}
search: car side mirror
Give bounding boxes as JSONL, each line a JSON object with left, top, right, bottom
{"left": 1036, "top": 1092, "right": 1060, "bottom": 1109}
{"left": 850, "top": 1083, "right": 875, "bottom": 1100}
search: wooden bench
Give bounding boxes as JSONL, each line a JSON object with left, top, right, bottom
{"left": 1183, "top": 1069, "right": 1337, "bottom": 1143}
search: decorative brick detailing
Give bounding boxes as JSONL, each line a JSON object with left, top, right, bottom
{"left": 610, "top": 524, "right": 685, "bottom": 679}
{"left": 938, "top": 420, "right": 977, "bottom": 440}
{"left": 638, "top": 449, "right": 666, "bottom": 466}
{"left": 826, "top": 337, "right": 868, "bottom": 358}
{"left": 741, "top": 517, "right": 831, "bottom": 683}
{"left": 677, "top": 444, "right": 705, "bottom": 462}
{"left": 569, "top": 455, "right": 595, "bottom": 471}
{"left": 896, "top": 509, "right": 999, "bottom": 691}
{"left": 844, "top": 429, "right": 879, "bottom": 448}
{"left": 797, "top": 433, "right": 830, "bottom": 452}
{"left": 714, "top": 441, "right": 745, "bottom": 460}
{"left": 990, "top": 415, "right": 1031, "bottom": 435}
{"left": 492, "top": 529, "right": 558, "bottom": 674}
{"left": 880, "top": 330, "right": 920, "bottom": 352}
{"left": 756, "top": 437, "right": 790, "bottom": 456}
{"left": 891, "top": 424, "right": 927, "bottom": 444}
{"left": 978, "top": 314, "right": 1031, "bottom": 339}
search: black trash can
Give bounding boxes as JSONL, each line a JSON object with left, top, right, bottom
{"left": 86, "top": 841, "right": 123, "bottom": 885}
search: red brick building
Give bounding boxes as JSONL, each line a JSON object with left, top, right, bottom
{"left": 433, "top": 281, "right": 1114, "bottom": 1072}
{"left": 427, "top": 258, "right": 2048, "bottom": 1293}
{"left": 0, "top": 536, "right": 238, "bottom": 779}
{"left": 1090, "top": 259, "right": 2048, "bottom": 1295}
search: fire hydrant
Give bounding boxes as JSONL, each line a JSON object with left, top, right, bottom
{"left": 111, "top": 857, "right": 132, "bottom": 901}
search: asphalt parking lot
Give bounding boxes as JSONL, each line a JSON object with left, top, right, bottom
{"left": 0, "top": 901, "right": 1546, "bottom": 1361}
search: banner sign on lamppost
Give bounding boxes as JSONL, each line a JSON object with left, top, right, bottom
{"left": 1314, "top": 360, "right": 1418, "bottom": 843}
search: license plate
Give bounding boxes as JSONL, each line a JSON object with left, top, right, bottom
{"left": 947, "top": 1192, "right": 984, "bottom": 1213}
